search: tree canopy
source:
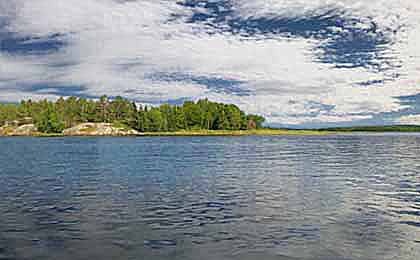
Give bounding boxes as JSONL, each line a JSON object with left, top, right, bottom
{"left": 0, "top": 96, "right": 266, "bottom": 133}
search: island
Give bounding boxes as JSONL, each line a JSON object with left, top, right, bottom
{"left": 0, "top": 96, "right": 419, "bottom": 137}
{"left": 0, "top": 96, "right": 314, "bottom": 136}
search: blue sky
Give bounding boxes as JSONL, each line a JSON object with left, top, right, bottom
{"left": 1, "top": 0, "right": 420, "bottom": 127}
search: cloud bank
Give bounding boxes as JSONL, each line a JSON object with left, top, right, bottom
{"left": 1, "top": 0, "right": 420, "bottom": 127}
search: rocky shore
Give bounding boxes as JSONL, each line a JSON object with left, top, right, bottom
{"left": 0, "top": 124, "right": 39, "bottom": 136}
{"left": 62, "top": 123, "right": 141, "bottom": 136}
{"left": 0, "top": 122, "right": 333, "bottom": 137}
{"left": 0, "top": 123, "right": 141, "bottom": 137}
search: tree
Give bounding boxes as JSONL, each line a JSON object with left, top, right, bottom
{"left": 0, "top": 104, "right": 19, "bottom": 126}
{"left": 174, "top": 106, "right": 186, "bottom": 130}
{"left": 97, "top": 95, "right": 109, "bottom": 122}
{"left": 226, "top": 104, "right": 243, "bottom": 130}
{"left": 183, "top": 101, "right": 201, "bottom": 129}
{"left": 217, "top": 109, "right": 230, "bottom": 130}
{"left": 125, "top": 102, "right": 138, "bottom": 129}
{"left": 79, "top": 98, "right": 97, "bottom": 123}
{"left": 0, "top": 96, "right": 266, "bottom": 133}
{"left": 147, "top": 108, "right": 164, "bottom": 132}
{"left": 247, "top": 114, "right": 265, "bottom": 129}
{"left": 34, "top": 101, "right": 64, "bottom": 133}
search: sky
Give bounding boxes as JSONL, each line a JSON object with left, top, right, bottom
{"left": 0, "top": 0, "right": 420, "bottom": 128}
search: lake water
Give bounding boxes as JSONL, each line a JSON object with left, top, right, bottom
{"left": 0, "top": 135, "right": 419, "bottom": 260}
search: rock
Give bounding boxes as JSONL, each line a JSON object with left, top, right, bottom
{"left": 0, "top": 124, "right": 38, "bottom": 136}
{"left": 4, "top": 117, "right": 33, "bottom": 127}
{"left": 13, "top": 124, "right": 38, "bottom": 136}
{"left": 63, "top": 123, "right": 141, "bottom": 136}
{"left": 0, "top": 122, "right": 141, "bottom": 136}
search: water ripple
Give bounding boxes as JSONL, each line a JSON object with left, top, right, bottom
{"left": 0, "top": 135, "right": 419, "bottom": 259}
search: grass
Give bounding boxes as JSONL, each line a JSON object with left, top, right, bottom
{"left": 141, "top": 129, "right": 331, "bottom": 136}
{"left": 34, "top": 133, "right": 66, "bottom": 137}
{"left": 3, "top": 124, "right": 420, "bottom": 137}
{"left": 140, "top": 125, "right": 420, "bottom": 136}
{"left": 79, "top": 127, "right": 98, "bottom": 133}
{"left": 112, "top": 122, "right": 133, "bottom": 131}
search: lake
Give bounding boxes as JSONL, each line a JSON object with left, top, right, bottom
{"left": 0, "top": 135, "right": 419, "bottom": 260}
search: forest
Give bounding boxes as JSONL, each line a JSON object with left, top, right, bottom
{"left": 0, "top": 96, "right": 265, "bottom": 133}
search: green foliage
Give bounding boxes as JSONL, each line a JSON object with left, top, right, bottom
{"left": 0, "top": 103, "right": 19, "bottom": 126}
{"left": 33, "top": 100, "right": 65, "bottom": 133}
{"left": 246, "top": 114, "right": 266, "bottom": 129}
{"left": 0, "top": 96, "right": 266, "bottom": 133}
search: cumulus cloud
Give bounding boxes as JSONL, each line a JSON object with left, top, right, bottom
{"left": 0, "top": 0, "right": 420, "bottom": 126}
{"left": 397, "top": 115, "right": 420, "bottom": 125}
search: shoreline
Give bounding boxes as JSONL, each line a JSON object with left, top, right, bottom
{"left": 139, "top": 129, "right": 333, "bottom": 136}
{"left": 2, "top": 129, "right": 420, "bottom": 137}
{"left": 2, "top": 123, "right": 420, "bottom": 138}
{"left": 0, "top": 129, "right": 334, "bottom": 137}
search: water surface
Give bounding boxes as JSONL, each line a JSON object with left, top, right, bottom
{"left": 0, "top": 135, "right": 419, "bottom": 260}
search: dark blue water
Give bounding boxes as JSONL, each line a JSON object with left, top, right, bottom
{"left": 0, "top": 135, "right": 419, "bottom": 260}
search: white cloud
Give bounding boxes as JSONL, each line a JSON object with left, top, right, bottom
{"left": 0, "top": 0, "right": 420, "bottom": 126}
{"left": 397, "top": 115, "right": 420, "bottom": 125}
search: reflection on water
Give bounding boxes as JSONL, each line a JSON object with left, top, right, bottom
{"left": 0, "top": 135, "right": 419, "bottom": 260}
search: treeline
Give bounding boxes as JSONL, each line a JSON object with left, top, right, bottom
{"left": 320, "top": 125, "right": 420, "bottom": 132}
{"left": 0, "top": 96, "right": 265, "bottom": 133}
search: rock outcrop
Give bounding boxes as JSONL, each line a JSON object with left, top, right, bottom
{"left": 63, "top": 123, "right": 141, "bottom": 136}
{"left": 13, "top": 124, "right": 38, "bottom": 136}
{"left": 0, "top": 124, "right": 38, "bottom": 136}
{"left": 0, "top": 123, "right": 141, "bottom": 136}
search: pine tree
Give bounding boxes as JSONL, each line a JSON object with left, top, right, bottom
{"left": 1, "top": 96, "right": 266, "bottom": 133}
{"left": 34, "top": 101, "right": 64, "bottom": 133}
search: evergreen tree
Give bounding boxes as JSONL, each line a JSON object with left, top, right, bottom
{"left": 125, "top": 102, "right": 138, "bottom": 129}
{"left": 34, "top": 101, "right": 64, "bottom": 133}
{"left": 0, "top": 96, "right": 266, "bottom": 133}
{"left": 97, "top": 95, "right": 109, "bottom": 122}
{"left": 147, "top": 108, "right": 164, "bottom": 131}
{"left": 175, "top": 106, "right": 186, "bottom": 130}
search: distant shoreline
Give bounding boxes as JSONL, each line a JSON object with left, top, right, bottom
{"left": 2, "top": 96, "right": 420, "bottom": 137}
{"left": 0, "top": 129, "right": 332, "bottom": 137}
{"left": 136, "top": 129, "right": 332, "bottom": 137}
